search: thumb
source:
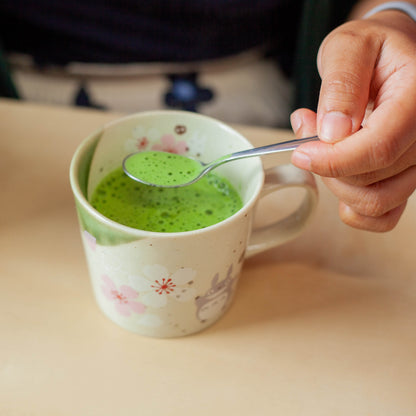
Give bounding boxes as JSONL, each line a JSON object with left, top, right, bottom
{"left": 316, "top": 23, "right": 379, "bottom": 142}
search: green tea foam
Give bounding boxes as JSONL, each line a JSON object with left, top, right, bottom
{"left": 124, "top": 151, "right": 202, "bottom": 187}
{"left": 91, "top": 167, "right": 242, "bottom": 232}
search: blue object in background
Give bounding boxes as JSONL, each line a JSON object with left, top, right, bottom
{"left": 164, "top": 73, "right": 214, "bottom": 112}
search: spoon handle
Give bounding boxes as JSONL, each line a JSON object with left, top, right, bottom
{"left": 201, "top": 135, "right": 319, "bottom": 177}
{"left": 227, "top": 135, "right": 319, "bottom": 161}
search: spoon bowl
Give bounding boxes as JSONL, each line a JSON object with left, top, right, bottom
{"left": 123, "top": 135, "right": 319, "bottom": 188}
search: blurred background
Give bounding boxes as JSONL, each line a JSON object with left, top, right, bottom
{"left": 0, "top": 0, "right": 354, "bottom": 127}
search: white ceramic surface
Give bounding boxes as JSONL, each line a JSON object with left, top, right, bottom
{"left": 70, "top": 111, "right": 318, "bottom": 337}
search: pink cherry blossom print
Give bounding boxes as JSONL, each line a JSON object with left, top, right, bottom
{"left": 83, "top": 230, "right": 96, "bottom": 251}
{"left": 129, "top": 265, "right": 196, "bottom": 308}
{"left": 136, "top": 136, "right": 149, "bottom": 151}
{"left": 151, "top": 278, "right": 176, "bottom": 295}
{"left": 151, "top": 134, "right": 188, "bottom": 154}
{"left": 101, "top": 275, "right": 146, "bottom": 316}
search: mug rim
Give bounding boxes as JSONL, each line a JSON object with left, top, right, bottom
{"left": 69, "top": 110, "right": 265, "bottom": 238}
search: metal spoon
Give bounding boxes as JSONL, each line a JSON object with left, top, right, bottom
{"left": 123, "top": 135, "right": 319, "bottom": 188}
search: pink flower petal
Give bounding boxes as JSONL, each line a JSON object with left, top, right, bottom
{"left": 175, "top": 141, "right": 188, "bottom": 154}
{"left": 129, "top": 301, "right": 146, "bottom": 314}
{"left": 161, "top": 134, "right": 175, "bottom": 147}
{"left": 120, "top": 285, "right": 139, "bottom": 299}
{"left": 101, "top": 274, "right": 116, "bottom": 291}
{"left": 136, "top": 137, "right": 149, "bottom": 150}
{"left": 101, "top": 284, "right": 114, "bottom": 300}
{"left": 151, "top": 135, "right": 187, "bottom": 153}
{"left": 115, "top": 302, "right": 131, "bottom": 316}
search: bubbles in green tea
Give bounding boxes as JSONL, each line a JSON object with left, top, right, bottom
{"left": 124, "top": 151, "right": 202, "bottom": 186}
{"left": 91, "top": 167, "right": 242, "bottom": 233}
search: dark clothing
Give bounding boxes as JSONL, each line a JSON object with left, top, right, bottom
{"left": 0, "top": 0, "right": 300, "bottom": 66}
{"left": 0, "top": 0, "right": 355, "bottom": 109}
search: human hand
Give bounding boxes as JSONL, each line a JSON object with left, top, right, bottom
{"left": 290, "top": 10, "right": 416, "bottom": 232}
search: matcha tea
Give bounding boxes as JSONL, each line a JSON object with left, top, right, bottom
{"left": 124, "top": 151, "right": 202, "bottom": 187}
{"left": 91, "top": 167, "right": 242, "bottom": 232}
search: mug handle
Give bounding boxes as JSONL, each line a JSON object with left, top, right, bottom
{"left": 246, "top": 165, "right": 318, "bottom": 258}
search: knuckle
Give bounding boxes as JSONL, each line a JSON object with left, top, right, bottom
{"left": 356, "top": 183, "right": 390, "bottom": 217}
{"left": 317, "top": 146, "right": 350, "bottom": 177}
{"left": 330, "top": 22, "right": 378, "bottom": 51}
{"left": 323, "top": 71, "right": 363, "bottom": 108}
{"left": 341, "top": 172, "right": 378, "bottom": 187}
{"left": 321, "top": 158, "right": 345, "bottom": 177}
{"left": 323, "top": 158, "right": 341, "bottom": 177}
{"left": 365, "top": 198, "right": 385, "bottom": 217}
{"left": 368, "top": 136, "right": 402, "bottom": 169}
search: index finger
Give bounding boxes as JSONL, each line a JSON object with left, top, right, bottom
{"left": 316, "top": 21, "right": 380, "bottom": 142}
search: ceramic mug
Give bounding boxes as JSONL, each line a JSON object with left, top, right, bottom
{"left": 69, "top": 111, "right": 318, "bottom": 337}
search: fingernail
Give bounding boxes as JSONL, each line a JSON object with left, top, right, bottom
{"left": 291, "top": 151, "right": 311, "bottom": 171}
{"left": 290, "top": 112, "right": 302, "bottom": 133}
{"left": 320, "top": 111, "right": 352, "bottom": 142}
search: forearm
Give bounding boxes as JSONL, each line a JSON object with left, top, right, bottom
{"left": 349, "top": 0, "right": 416, "bottom": 19}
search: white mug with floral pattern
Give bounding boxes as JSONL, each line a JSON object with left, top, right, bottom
{"left": 70, "top": 111, "right": 318, "bottom": 337}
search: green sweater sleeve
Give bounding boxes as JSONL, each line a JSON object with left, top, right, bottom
{"left": 0, "top": 43, "right": 19, "bottom": 99}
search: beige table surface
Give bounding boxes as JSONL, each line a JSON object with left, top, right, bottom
{"left": 1, "top": 98, "right": 415, "bottom": 415}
